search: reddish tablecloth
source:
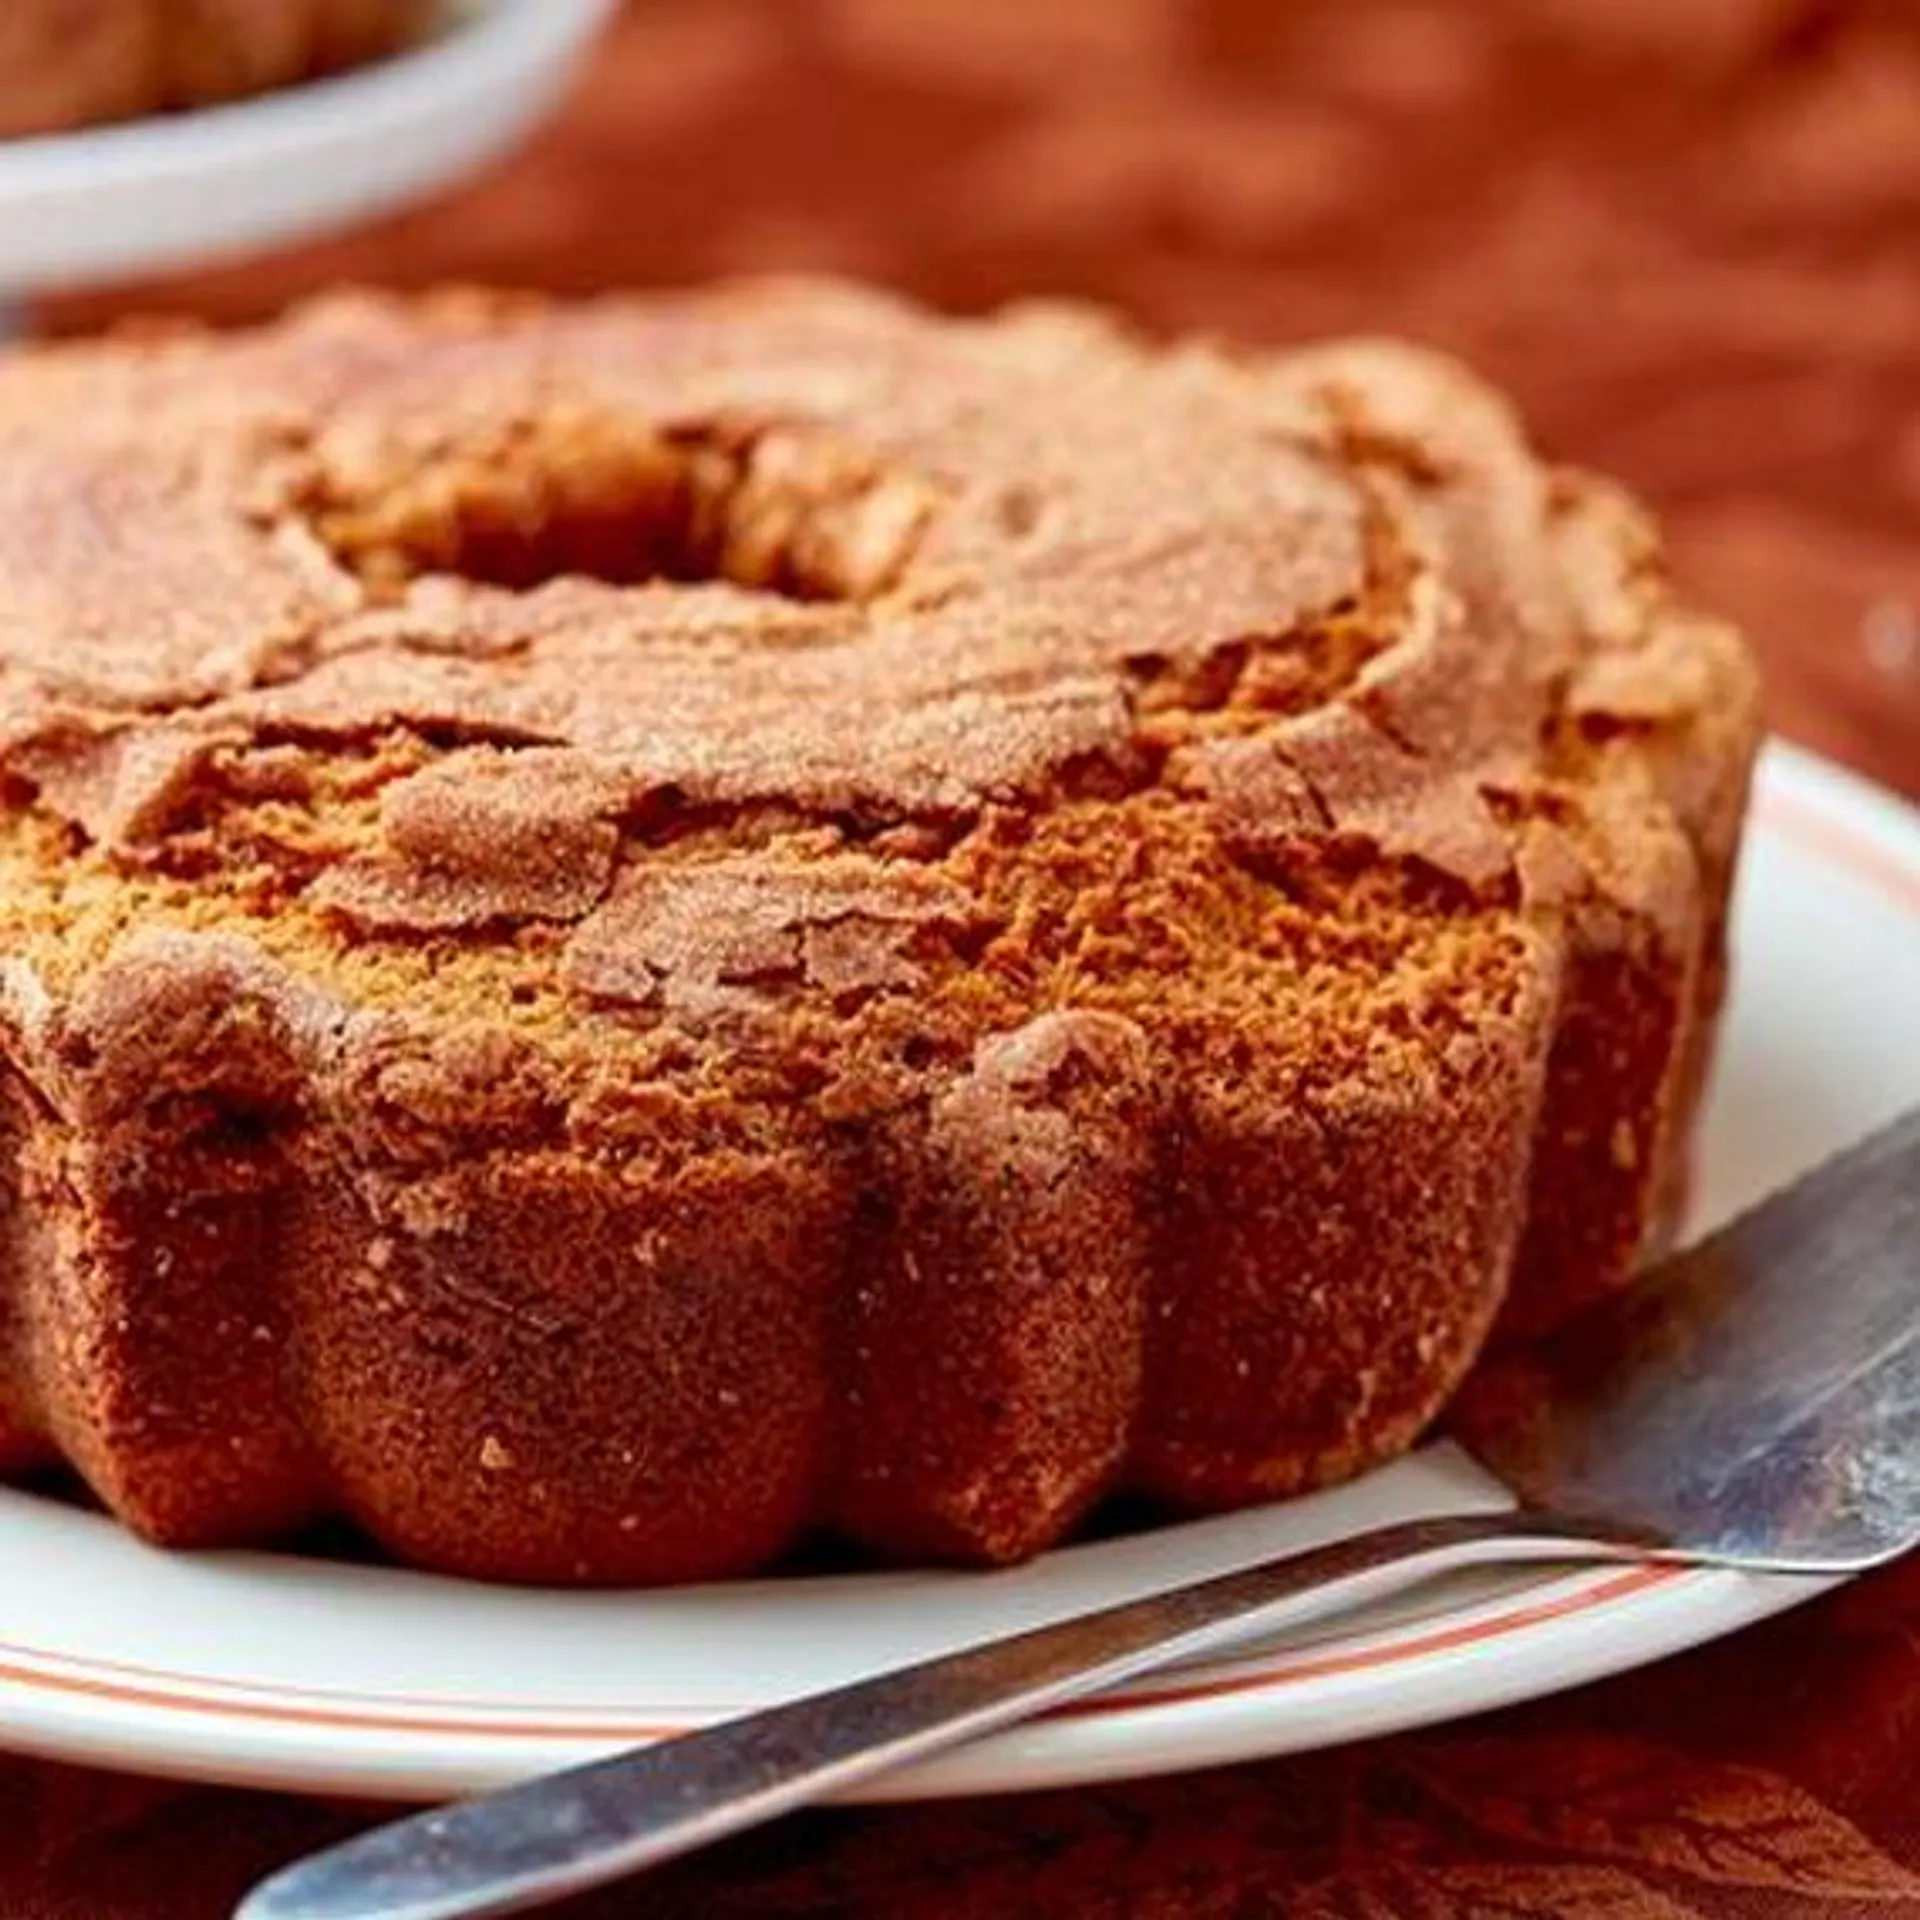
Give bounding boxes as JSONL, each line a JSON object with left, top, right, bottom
{"left": 24, "top": 2, "right": 1920, "bottom": 1913}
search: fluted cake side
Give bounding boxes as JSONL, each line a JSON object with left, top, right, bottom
{"left": 0, "top": 286, "right": 1760, "bottom": 1583}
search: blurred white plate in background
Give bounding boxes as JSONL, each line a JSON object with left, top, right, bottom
{"left": 0, "top": 0, "right": 615, "bottom": 297}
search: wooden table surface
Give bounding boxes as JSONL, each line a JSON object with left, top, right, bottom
{"left": 18, "top": 1, "right": 1920, "bottom": 1914}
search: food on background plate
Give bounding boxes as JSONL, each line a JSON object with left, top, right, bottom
{"left": 0, "top": 0, "right": 427, "bottom": 139}
{"left": 0, "top": 283, "right": 1759, "bottom": 1584}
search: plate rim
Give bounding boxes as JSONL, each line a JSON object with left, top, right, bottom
{"left": 0, "top": 736, "right": 1910, "bottom": 1801}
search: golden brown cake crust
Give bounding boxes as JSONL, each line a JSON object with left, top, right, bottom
{"left": 0, "top": 285, "right": 1761, "bottom": 1583}
{"left": 0, "top": 1, "right": 424, "bottom": 139}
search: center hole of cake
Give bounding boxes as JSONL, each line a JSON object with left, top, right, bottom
{"left": 303, "top": 419, "right": 932, "bottom": 604}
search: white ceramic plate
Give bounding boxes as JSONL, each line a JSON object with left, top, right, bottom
{"left": 0, "top": 739, "right": 1914, "bottom": 1802}
{"left": 0, "top": 0, "right": 615, "bottom": 296}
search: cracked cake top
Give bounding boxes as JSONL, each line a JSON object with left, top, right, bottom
{"left": 0, "top": 281, "right": 1737, "bottom": 1029}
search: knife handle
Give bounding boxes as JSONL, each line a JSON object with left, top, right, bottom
{"left": 241, "top": 1506, "right": 1634, "bottom": 1920}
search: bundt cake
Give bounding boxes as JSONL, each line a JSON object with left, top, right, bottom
{"left": 0, "top": 0, "right": 424, "bottom": 138}
{"left": 0, "top": 284, "right": 1761, "bottom": 1584}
